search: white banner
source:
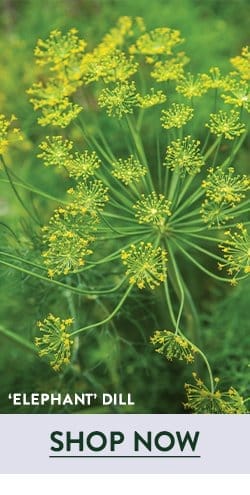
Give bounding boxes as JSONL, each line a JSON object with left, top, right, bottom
{"left": 0, "top": 414, "right": 249, "bottom": 474}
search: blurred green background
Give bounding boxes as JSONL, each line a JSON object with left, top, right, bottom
{"left": 0, "top": 0, "right": 249, "bottom": 413}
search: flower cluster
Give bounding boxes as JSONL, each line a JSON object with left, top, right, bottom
{"left": 67, "top": 180, "right": 109, "bottom": 211}
{"left": 184, "top": 373, "right": 246, "bottom": 413}
{"left": 221, "top": 79, "right": 249, "bottom": 112}
{"left": 137, "top": 89, "right": 166, "bottom": 108}
{"left": 150, "top": 52, "right": 189, "bottom": 82}
{"left": 98, "top": 81, "right": 138, "bottom": 118}
{"left": 82, "top": 48, "right": 138, "bottom": 84}
{"left": 112, "top": 155, "right": 147, "bottom": 185}
{"left": 129, "top": 27, "right": 183, "bottom": 58}
{"left": 150, "top": 330, "right": 197, "bottom": 363}
{"left": 165, "top": 136, "right": 204, "bottom": 176}
{"left": 35, "top": 314, "right": 74, "bottom": 371}
{"left": 28, "top": 29, "right": 86, "bottom": 127}
{"left": 38, "top": 136, "right": 73, "bottom": 168}
{"left": 42, "top": 204, "right": 97, "bottom": 277}
{"left": 161, "top": 103, "right": 193, "bottom": 129}
{"left": 202, "top": 167, "right": 250, "bottom": 205}
{"left": 0, "top": 114, "right": 23, "bottom": 155}
{"left": 201, "top": 167, "right": 250, "bottom": 226}
{"left": 218, "top": 224, "right": 250, "bottom": 283}
{"left": 230, "top": 46, "right": 250, "bottom": 81}
{"left": 176, "top": 73, "right": 209, "bottom": 99}
{"left": 121, "top": 242, "right": 167, "bottom": 289}
{"left": 206, "top": 110, "right": 245, "bottom": 140}
{"left": 133, "top": 192, "right": 172, "bottom": 227}
{"left": 38, "top": 137, "right": 101, "bottom": 179}
{"left": 34, "top": 28, "right": 86, "bottom": 81}
{"left": 202, "top": 67, "right": 225, "bottom": 90}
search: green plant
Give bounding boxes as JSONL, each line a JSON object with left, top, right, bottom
{"left": 0, "top": 17, "right": 249, "bottom": 413}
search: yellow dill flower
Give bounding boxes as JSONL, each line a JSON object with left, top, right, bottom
{"left": 202, "top": 67, "right": 225, "bottom": 89}
{"left": 150, "top": 330, "right": 197, "bottom": 363}
{"left": 230, "top": 46, "right": 250, "bottom": 81}
{"left": 137, "top": 89, "right": 166, "bottom": 108}
{"left": 121, "top": 242, "right": 167, "bottom": 290}
{"left": 34, "top": 28, "right": 86, "bottom": 83}
{"left": 221, "top": 79, "right": 249, "bottom": 111}
{"left": 98, "top": 81, "right": 138, "bottom": 118}
{"left": 82, "top": 48, "right": 138, "bottom": 84}
{"left": 27, "top": 80, "right": 76, "bottom": 110}
{"left": 27, "top": 77, "right": 82, "bottom": 127}
{"left": 165, "top": 136, "right": 204, "bottom": 176}
{"left": 38, "top": 136, "right": 73, "bottom": 168}
{"left": 218, "top": 224, "right": 250, "bottom": 280}
{"left": 133, "top": 192, "right": 172, "bottom": 227}
{"left": 200, "top": 200, "right": 234, "bottom": 227}
{"left": 201, "top": 167, "right": 250, "bottom": 206}
{"left": 67, "top": 180, "right": 109, "bottom": 211}
{"left": 42, "top": 229, "right": 93, "bottom": 276}
{"left": 176, "top": 72, "right": 209, "bottom": 99}
{"left": 161, "top": 103, "right": 193, "bottom": 129}
{"left": 65, "top": 151, "right": 101, "bottom": 179}
{"left": 37, "top": 100, "right": 82, "bottom": 128}
{"left": 39, "top": 141, "right": 101, "bottom": 178}
{"left": 100, "top": 16, "right": 134, "bottom": 50}
{"left": 112, "top": 155, "right": 147, "bottom": 185}
{"left": 35, "top": 314, "right": 74, "bottom": 371}
{"left": 206, "top": 109, "right": 245, "bottom": 140}
{"left": 184, "top": 373, "right": 247, "bottom": 413}
{"left": 42, "top": 204, "right": 98, "bottom": 276}
{"left": 137, "top": 88, "right": 167, "bottom": 108}
{"left": 0, "top": 114, "right": 23, "bottom": 155}
{"left": 129, "top": 27, "right": 183, "bottom": 57}
{"left": 150, "top": 52, "right": 189, "bottom": 82}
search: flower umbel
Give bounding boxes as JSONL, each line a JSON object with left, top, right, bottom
{"left": 34, "top": 28, "right": 86, "bottom": 84}
{"left": 206, "top": 110, "right": 245, "bottom": 140}
{"left": 218, "top": 224, "right": 250, "bottom": 281}
{"left": 0, "top": 114, "right": 23, "bottom": 155}
{"left": 184, "top": 373, "right": 247, "bottom": 413}
{"left": 98, "top": 81, "right": 138, "bottom": 118}
{"left": 42, "top": 204, "right": 98, "bottom": 276}
{"left": 176, "top": 72, "right": 209, "bottom": 99}
{"left": 221, "top": 79, "right": 249, "bottom": 111}
{"left": 161, "top": 103, "right": 193, "bottom": 129}
{"left": 112, "top": 155, "right": 147, "bottom": 185}
{"left": 121, "top": 242, "right": 167, "bottom": 289}
{"left": 129, "top": 27, "right": 183, "bottom": 57}
{"left": 150, "top": 53, "right": 189, "bottom": 82}
{"left": 137, "top": 89, "right": 166, "bottom": 108}
{"left": 133, "top": 192, "right": 172, "bottom": 227}
{"left": 35, "top": 314, "right": 74, "bottom": 371}
{"left": 230, "top": 46, "right": 250, "bottom": 81}
{"left": 150, "top": 330, "right": 197, "bottom": 363}
{"left": 38, "top": 136, "right": 73, "bottom": 168}
{"left": 67, "top": 180, "right": 109, "bottom": 211}
{"left": 165, "top": 136, "right": 204, "bottom": 176}
{"left": 202, "top": 167, "right": 250, "bottom": 206}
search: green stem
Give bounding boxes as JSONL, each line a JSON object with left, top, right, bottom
{"left": 179, "top": 236, "right": 226, "bottom": 263}
{"left": 0, "top": 258, "right": 127, "bottom": 295}
{"left": 0, "top": 325, "right": 36, "bottom": 353}
{"left": 0, "top": 178, "right": 67, "bottom": 204}
{"left": 0, "top": 250, "right": 47, "bottom": 271}
{"left": 171, "top": 238, "right": 241, "bottom": 282}
{"left": 163, "top": 279, "right": 214, "bottom": 392}
{"left": 71, "top": 284, "right": 133, "bottom": 336}
{"left": 0, "top": 156, "right": 41, "bottom": 225}
{"left": 204, "top": 136, "right": 221, "bottom": 161}
{"left": 167, "top": 244, "right": 184, "bottom": 333}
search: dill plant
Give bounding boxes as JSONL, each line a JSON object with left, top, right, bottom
{"left": 0, "top": 17, "right": 249, "bottom": 413}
